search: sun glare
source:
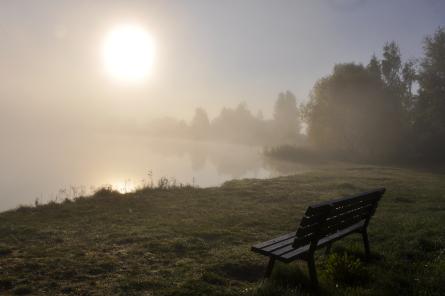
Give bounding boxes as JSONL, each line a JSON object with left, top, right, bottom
{"left": 112, "top": 180, "right": 136, "bottom": 194}
{"left": 103, "top": 24, "right": 155, "bottom": 82}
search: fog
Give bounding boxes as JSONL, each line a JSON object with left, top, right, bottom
{"left": 1, "top": 1, "right": 444, "bottom": 211}
{"left": 0, "top": 134, "right": 314, "bottom": 211}
{"left": 2, "top": 1, "right": 442, "bottom": 134}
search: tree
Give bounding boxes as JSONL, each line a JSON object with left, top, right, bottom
{"left": 381, "top": 42, "right": 403, "bottom": 89}
{"left": 273, "top": 91, "right": 301, "bottom": 143}
{"left": 212, "top": 103, "right": 269, "bottom": 145}
{"left": 413, "top": 27, "right": 445, "bottom": 160}
{"left": 367, "top": 54, "right": 381, "bottom": 79}
{"left": 402, "top": 59, "right": 417, "bottom": 100}
{"left": 305, "top": 63, "right": 404, "bottom": 160}
{"left": 190, "top": 108, "right": 210, "bottom": 139}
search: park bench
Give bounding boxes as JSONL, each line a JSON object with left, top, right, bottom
{"left": 251, "top": 188, "right": 385, "bottom": 288}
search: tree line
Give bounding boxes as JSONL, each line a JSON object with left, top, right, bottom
{"left": 304, "top": 27, "right": 445, "bottom": 163}
{"left": 147, "top": 91, "right": 304, "bottom": 146}
{"left": 148, "top": 27, "right": 445, "bottom": 164}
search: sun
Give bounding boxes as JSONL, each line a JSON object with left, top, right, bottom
{"left": 102, "top": 24, "right": 155, "bottom": 82}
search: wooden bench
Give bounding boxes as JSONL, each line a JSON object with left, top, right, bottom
{"left": 251, "top": 188, "right": 385, "bottom": 288}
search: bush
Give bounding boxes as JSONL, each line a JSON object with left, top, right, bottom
{"left": 93, "top": 185, "right": 120, "bottom": 197}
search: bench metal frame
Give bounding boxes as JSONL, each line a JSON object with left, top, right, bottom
{"left": 251, "top": 188, "right": 386, "bottom": 289}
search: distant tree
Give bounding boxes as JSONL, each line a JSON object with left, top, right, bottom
{"left": 381, "top": 43, "right": 409, "bottom": 119}
{"left": 305, "top": 63, "right": 404, "bottom": 160}
{"left": 382, "top": 42, "right": 403, "bottom": 89}
{"left": 367, "top": 54, "right": 381, "bottom": 79}
{"left": 273, "top": 91, "right": 301, "bottom": 143}
{"left": 413, "top": 27, "right": 445, "bottom": 160}
{"left": 402, "top": 59, "right": 417, "bottom": 100}
{"left": 190, "top": 108, "right": 210, "bottom": 139}
{"left": 210, "top": 103, "right": 266, "bottom": 145}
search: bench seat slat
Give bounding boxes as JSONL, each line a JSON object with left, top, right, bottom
{"left": 254, "top": 233, "right": 314, "bottom": 253}
{"left": 272, "top": 244, "right": 307, "bottom": 257}
{"left": 252, "top": 220, "right": 366, "bottom": 262}
{"left": 261, "top": 237, "right": 295, "bottom": 252}
{"left": 252, "top": 232, "right": 296, "bottom": 250}
{"left": 275, "top": 245, "right": 311, "bottom": 261}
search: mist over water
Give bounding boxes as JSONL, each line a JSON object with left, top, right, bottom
{"left": 0, "top": 134, "right": 310, "bottom": 212}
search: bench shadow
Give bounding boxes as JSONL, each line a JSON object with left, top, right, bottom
{"left": 265, "top": 262, "right": 317, "bottom": 295}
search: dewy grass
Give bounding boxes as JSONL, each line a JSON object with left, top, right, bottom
{"left": 0, "top": 164, "right": 444, "bottom": 295}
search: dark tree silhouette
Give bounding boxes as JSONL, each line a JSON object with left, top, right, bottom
{"left": 305, "top": 63, "right": 405, "bottom": 160}
{"left": 413, "top": 27, "right": 445, "bottom": 160}
{"left": 146, "top": 28, "right": 445, "bottom": 164}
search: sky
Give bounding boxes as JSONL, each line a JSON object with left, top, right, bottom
{"left": 0, "top": 0, "right": 444, "bottom": 136}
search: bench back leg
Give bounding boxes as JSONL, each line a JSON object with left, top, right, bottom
{"left": 307, "top": 254, "right": 319, "bottom": 290}
{"left": 362, "top": 229, "right": 371, "bottom": 258}
{"left": 264, "top": 257, "right": 275, "bottom": 278}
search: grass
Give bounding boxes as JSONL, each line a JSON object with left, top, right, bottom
{"left": 0, "top": 164, "right": 444, "bottom": 295}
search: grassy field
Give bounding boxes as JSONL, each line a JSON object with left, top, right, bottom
{"left": 0, "top": 164, "right": 444, "bottom": 295}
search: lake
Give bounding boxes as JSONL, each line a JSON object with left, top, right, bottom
{"left": 0, "top": 134, "right": 311, "bottom": 212}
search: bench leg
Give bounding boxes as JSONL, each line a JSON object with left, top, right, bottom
{"left": 307, "top": 255, "right": 319, "bottom": 289}
{"left": 264, "top": 257, "right": 275, "bottom": 278}
{"left": 362, "top": 229, "right": 370, "bottom": 258}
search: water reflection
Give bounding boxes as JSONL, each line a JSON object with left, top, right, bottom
{"left": 146, "top": 138, "right": 268, "bottom": 179}
{"left": 0, "top": 134, "right": 311, "bottom": 211}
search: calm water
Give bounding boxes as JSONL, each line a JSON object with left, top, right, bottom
{"left": 0, "top": 134, "right": 310, "bottom": 212}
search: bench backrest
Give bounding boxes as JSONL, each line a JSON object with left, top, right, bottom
{"left": 293, "top": 188, "right": 385, "bottom": 249}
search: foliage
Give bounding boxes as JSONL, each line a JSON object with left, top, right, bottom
{"left": 190, "top": 108, "right": 211, "bottom": 139}
{"left": 413, "top": 27, "right": 445, "bottom": 161}
{"left": 147, "top": 94, "right": 304, "bottom": 146}
{"left": 303, "top": 27, "right": 445, "bottom": 163}
{"left": 273, "top": 91, "right": 302, "bottom": 144}
{"left": 305, "top": 63, "right": 406, "bottom": 161}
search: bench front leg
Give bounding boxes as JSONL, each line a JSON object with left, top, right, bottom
{"left": 307, "top": 254, "right": 319, "bottom": 289}
{"left": 264, "top": 257, "right": 275, "bottom": 278}
{"left": 362, "top": 229, "right": 370, "bottom": 258}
